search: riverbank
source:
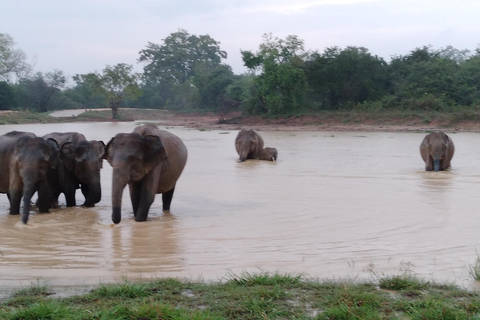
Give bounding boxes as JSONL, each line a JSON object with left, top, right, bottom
{"left": 2, "top": 108, "right": 480, "bottom": 132}
{"left": 2, "top": 272, "right": 480, "bottom": 319}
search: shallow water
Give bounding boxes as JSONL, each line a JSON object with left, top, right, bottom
{"left": 1, "top": 122, "right": 480, "bottom": 294}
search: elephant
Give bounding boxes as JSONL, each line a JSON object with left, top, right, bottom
{"left": 42, "top": 132, "right": 106, "bottom": 208}
{"left": 235, "top": 129, "right": 264, "bottom": 162}
{"left": 0, "top": 132, "right": 59, "bottom": 224}
{"left": 420, "top": 131, "right": 455, "bottom": 172}
{"left": 105, "top": 124, "right": 188, "bottom": 223}
{"left": 258, "top": 147, "right": 278, "bottom": 161}
{"left": 235, "top": 129, "right": 277, "bottom": 162}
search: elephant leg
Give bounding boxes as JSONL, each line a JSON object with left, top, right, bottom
{"left": 135, "top": 189, "right": 155, "bottom": 222}
{"left": 162, "top": 186, "right": 175, "bottom": 212}
{"left": 64, "top": 183, "right": 77, "bottom": 207}
{"left": 36, "top": 185, "right": 51, "bottom": 213}
{"left": 9, "top": 189, "right": 22, "bottom": 215}
{"left": 129, "top": 181, "right": 142, "bottom": 218}
{"left": 8, "top": 179, "right": 22, "bottom": 215}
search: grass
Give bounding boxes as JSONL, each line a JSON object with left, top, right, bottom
{"left": 2, "top": 272, "right": 480, "bottom": 319}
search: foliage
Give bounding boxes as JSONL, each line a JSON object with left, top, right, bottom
{"left": 305, "top": 46, "right": 389, "bottom": 110}
{"left": 0, "top": 81, "right": 15, "bottom": 109}
{"left": 13, "top": 70, "right": 67, "bottom": 112}
{"left": 74, "top": 63, "right": 141, "bottom": 119}
{"left": 2, "top": 273, "right": 480, "bottom": 319}
{"left": 0, "top": 33, "right": 31, "bottom": 83}
{"left": 138, "top": 29, "right": 232, "bottom": 111}
{"left": 241, "top": 33, "right": 308, "bottom": 115}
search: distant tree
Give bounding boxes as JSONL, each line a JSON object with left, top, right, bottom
{"left": 69, "top": 73, "right": 106, "bottom": 109}
{"left": 138, "top": 29, "right": 228, "bottom": 109}
{"left": 389, "top": 46, "right": 465, "bottom": 109}
{"left": 241, "top": 33, "right": 308, "bottom": 114}
{"left": 0, "top": 81, "right": 15, "bottom": 110}
{"left": 15, "top": 70, "right": 66, "bottom": 112}
{"left": 85, "top": 63, "right": 141, "bottom": 119}
{"left": 0, "top": 33, "right": 31, "bottom": 83}
{"left": 304, "top": 46, "right": 388, "bottom": 109}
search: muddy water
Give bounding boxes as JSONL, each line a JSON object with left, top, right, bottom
{"left": 1, "top": 122, "right": 480, "bottom": 294}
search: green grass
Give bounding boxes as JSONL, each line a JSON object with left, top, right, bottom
{"left": 2, "top": 272, "right": 480, "bottom": 319}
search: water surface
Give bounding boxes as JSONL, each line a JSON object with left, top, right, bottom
{"left": 1, "top": 122, "right": 480, "bottom": 295}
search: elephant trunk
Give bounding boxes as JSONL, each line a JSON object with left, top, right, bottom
{"left": 21, "top": 186, "right": 36, "bottom": 224}
{"left": 83, "top": 181, "right": 102, "bottom": 207}
{"left": 111, "top": 170, "right": 128, "bottom": 224}
{"left": 433, "top": 159, "right": 440, "bottom": 172}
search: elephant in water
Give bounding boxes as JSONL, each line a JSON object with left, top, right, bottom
{"left": 420, "top": 131, "right": 455, "bottom": 172}
{"left": 0, "top": 132, "right": 59, "bottom": 224}
{"left": 42, "top": 132, "right": 106, "bottom": 208}
{"left": 259, "top": 147, "right": 278, "bottom": 161}
{"left": 235, "top": 129, "right": 277, "bottom": 162}
{"left": 106, "top": 124, "right": 188, "bottom": 223}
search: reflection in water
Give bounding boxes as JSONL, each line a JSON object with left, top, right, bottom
{"left": 1, "top": 124, "right": 480, "bottom": 294}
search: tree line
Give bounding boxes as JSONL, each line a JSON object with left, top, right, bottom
{"left": 1, "top": 30, "right": 480, "bottom": 118}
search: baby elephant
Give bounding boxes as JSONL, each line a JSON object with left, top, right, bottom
{"left": 259, "top": 147, "right": 278, "bottom": 161}
{"left": 420, "top": 131, "right": 454, "bottom": 172}
{"left": 235, "top": 129, "right": 277, "bottom": 162}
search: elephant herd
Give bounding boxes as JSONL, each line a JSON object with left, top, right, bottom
{"left": 0, "top": 123, "right": 451, "bottom": 225}
{"left": 0, "top": 124, "right": 187, "bottom": 224}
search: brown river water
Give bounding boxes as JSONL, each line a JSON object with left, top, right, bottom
{"left": 1, "top": 121, "right": 480, "bottom": 296}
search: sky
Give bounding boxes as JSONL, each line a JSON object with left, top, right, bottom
{"left": 1, "top": 0, "right": 480, "bottom": 83}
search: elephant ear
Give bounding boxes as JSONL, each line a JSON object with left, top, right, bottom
{"left": 45, "top": 138, "right": 59, "bottom": 169}
{"left": 60, "top": 142, "right": 76, "bottom": 171}
{"left": 142, "top": 135, "right": 168, "bottom": 174}
{"left": 91, "top": 140, "right": 106, "bottom": 159}
{"left": 74, "top": 141, "right": 88, "bottom": 162}
{"left": 104, "top": 137, "right": 115, "bottom": 164}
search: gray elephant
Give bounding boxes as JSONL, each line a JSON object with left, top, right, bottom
{"left": 235, "top": 129, "right": 277, "bottom": 162}
{"left": 105, "top": 124, "right": 188, "bottom": 223}
{"left": 42, "top": 132, "right": 106, "bottom": 208}
{"left": 259, "top": 147, "right": 278, "bottom": 161}
{"left": 0, "top": 132, "right": 58, "bottom": 224}
{"left": 420, "top": 131, "right": 455, "bottom": 171}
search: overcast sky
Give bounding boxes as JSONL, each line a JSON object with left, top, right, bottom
{"left": 1, "top": 0, "right": 479, "bottom": 81}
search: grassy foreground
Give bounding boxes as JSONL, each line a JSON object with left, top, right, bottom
{"left": 2, "top": 272, "right": 480, "bottom": 319}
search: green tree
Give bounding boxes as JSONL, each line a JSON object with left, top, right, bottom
{"left": 389, "top": 46, "right": 465, "bottom": 110}
{"left": 0, "top": 81, "right": 15, "bottom": 110}
{"left": 15, "top": 70, "right": 66, "bottom": 112}
{"left": 138, "top": 29, "right": 227, "bottom": 110}
{"left": 304, "top": 46, "right": 388, "bottom": 109}
{"left": 0, "top": 33, "right": 31, "bottom": 83}
{"left": 69, "top": 73, "right": 106, "bottom": 109}
{"left": 241, "top": 33, "right": 308, "bottom": 114}
{"left": 87, "top": 63, "right": 141, "bottom": 119}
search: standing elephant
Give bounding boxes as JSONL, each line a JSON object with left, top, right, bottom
{"left": 235, "top": 129, "right": 277, "bottom": 162}
{"left": 106, "top": 124, "right": 188, "bottom": 223}
{"left": 420, "top": 131, "right": 455, "bottom": 172}
{"left": 0, "top": 132, "right": 59, "bottom": 224}
{"left": 42, "top": 132, "right": 106, "bottom": 208}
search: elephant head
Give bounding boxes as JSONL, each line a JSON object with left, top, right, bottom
{"left": 60, "top": 140, "right": 106, "bottom": 207}
{"left": 13, "top": 136, "right": 59, "bottom": 224}
{"left": 420, "top": 131, "right": 455, "bottom": 172}
{"left": 106, "top": 132, "right": 168, "bottom": 224}
{"left": 235, "top": 129, "right": 264, "bottom": 162}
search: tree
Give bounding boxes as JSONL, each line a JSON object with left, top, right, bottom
{"left": 15, "top": 70, "right": 66, "bottom": 112}
{"left": 0, "top": 81, "right": 15, "bottom": 110}
{"left": 138, "top": 29, "right": 227, "bottom": 110}
{"left": 0, "top": 33, "right": 31, "bottom": 83}
{"left": 241, "top": 33, "right": 308, "bottom": 114}
{"left": 304, "top": 46, "right": 388, "bottom": 109}
{"left": 87, "top": 63, "right": 141, "bottom": 119}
